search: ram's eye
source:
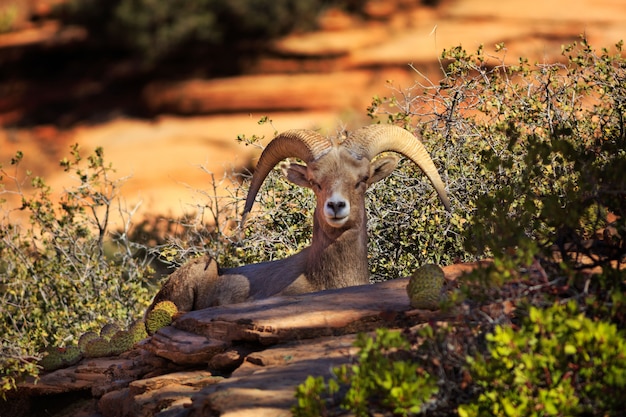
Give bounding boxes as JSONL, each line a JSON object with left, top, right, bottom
{"left": 356, "top": 176, "right": 369, "bottom": 188}
{"left": 309, "top": 180, "right": 321, "bottom": 190}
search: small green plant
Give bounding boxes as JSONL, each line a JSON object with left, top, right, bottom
{"left": 293, "top": 328, "right": 438, "bottom": 417}
{"left": 293, "top": 375, "right": 340, "bottom": 417}
{"left": 459, "top": 301, "right": 626, "bottom": 416}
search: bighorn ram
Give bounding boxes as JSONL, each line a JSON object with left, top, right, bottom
{"left": 147, "top": 124, "right": 450, "bottom": 312}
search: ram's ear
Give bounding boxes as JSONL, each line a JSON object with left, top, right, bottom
{"left": 368, "top": 155, "right": 400, "bottom": 186}
{"left": 281, "top": 162, "right": 311, "bottom": 188}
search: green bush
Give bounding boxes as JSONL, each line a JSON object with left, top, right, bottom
{"left": 148, "top": 147, "right": 317, "bottom": 271}
{"left": 293, "top": 328, "right": 439, "bottom": 417}
{"left": 459, "top": 301, "right": 626, "bottom": 416}
{"left": 460, "top": 41, "right": 625, "bottom": 264}
{"left": 369, "top": 38, "right": 625, "bottom": 270}
{"left": 0, "top": 145, "right": 153, "bottom": 395}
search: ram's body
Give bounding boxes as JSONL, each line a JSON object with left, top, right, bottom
{"left": 147, "top": 125, "right": 450, "bottom": 313}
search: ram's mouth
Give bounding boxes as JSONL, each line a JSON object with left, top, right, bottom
{"left": 326, "top": 215, "right": 349, "bottom": 227}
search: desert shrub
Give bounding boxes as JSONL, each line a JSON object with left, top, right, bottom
{"left": 292, "top": 312, "right": 488, "bottom": 417}
{"left": 459, "top": 301, "right": 626, "bottom": 416}
{"left": 334, "top": 329, "right": 439, "bottom": 416}
{"left": 150, "top": 123, "right": 317, "bottom": 271}
{"left": 0, "top": 145, "right": 153, "bottom": 395}
{"left": 458, "top": 42, "right": 625, "bottom": 265}
{"left": 366, "top": 138, "right": 473, "bottom": 280}
{"left": 369, "top": 38, "right": 625, "bottom": 273}
{"left": 436, "top": 38, "right": 626, "bottom": 326}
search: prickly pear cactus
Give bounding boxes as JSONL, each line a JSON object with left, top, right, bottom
{"left": 38, "top": 310, "right": 153, "bottom": 371}
{"left": 78, "top": 331, "right": 99, "bottom": 352}
{"left": 145, "top": 301, "right": 179, "bottom": 335}
{"left": 154, "top": 300, "right": 178, "bottom": 316}
{"left": 128, "top": 319, "right": 149, "bottom": 343}
{"left": 110, "top": 330, "right": 135, "bottom": 355}
{"left": 406, "top": 263, "right": 446, "bottom": 310}
{"left": 83, "top": 337, "right": 112, "bottom": 358}
{"left": 38, "top": 346, "right": 83, "bottom": 372}
{"left": 100, "top": 323, "right": 121, "bottom": 340}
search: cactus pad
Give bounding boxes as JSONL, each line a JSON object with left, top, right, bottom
{"left": 100, "top": 323, "right": 121, "bottom": 340}
{"left": 110, "top": 330, "right": 135, "bottom": 355}
{"left": 78, "top": 331, "right": 100, "bottom": 353}
{"left": 145, "top": 301, "right": 178, "bottom": 335}
{"left": 406, "top": 263, "right": 446, "bottom": 310}
{"left": 38, "top": 346, "right": 83, "bottom": 372}
{"left": 84, "top": 337, "right": 112, "bottom": 358}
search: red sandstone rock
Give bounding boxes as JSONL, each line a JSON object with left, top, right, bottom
{"left": 271, "top": 26, "right": 389, "bottom": 57}
{"left": 142, "top": 71, "right": 375, "bottom": 114}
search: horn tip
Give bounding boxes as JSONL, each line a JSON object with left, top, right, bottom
{"left": 440, "top": 193, "right": 451, "bottom": 212}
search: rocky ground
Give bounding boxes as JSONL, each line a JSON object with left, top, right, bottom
{"left": 2, "top": 263, "right": 479, "bottom": 417}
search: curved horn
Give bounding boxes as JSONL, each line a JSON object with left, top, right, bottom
{"left": 343, "top": 124, "right": 450, "bottom": 211}
{"left": 242, "top": 129, "right": 332, "bottom": 219}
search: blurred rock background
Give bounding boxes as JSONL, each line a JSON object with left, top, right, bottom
{"left": 1, "top": 0, "right": 624, "bottom": 222}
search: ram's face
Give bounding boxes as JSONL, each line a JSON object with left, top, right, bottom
{"left": 307, "top": 148, "right": 370, "bottom": 228}
{"left": 285, "top": 147, "right": 399, "bottom": 229}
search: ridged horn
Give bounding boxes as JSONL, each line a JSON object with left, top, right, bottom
{"left": 242, "top": 129, "right": 332, "bottom": 220}
{"left": 343, "top": 124, "right": 451, "bottom": 211}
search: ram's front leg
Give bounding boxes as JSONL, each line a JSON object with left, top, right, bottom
{"left": 145, "top": 255, "right": 220, "bottom": 316}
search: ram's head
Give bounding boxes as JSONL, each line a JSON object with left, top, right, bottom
{"left": 243, "top": 124, "right": 450, "bottom": 235}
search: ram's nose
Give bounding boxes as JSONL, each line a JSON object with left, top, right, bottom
{"left": 326, "top": 200, "right": 346, "bottom": 214}
{"left": 324, "top": 194, "right": 350, "bottom": 225}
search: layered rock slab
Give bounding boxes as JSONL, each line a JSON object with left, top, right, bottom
{"left": 9, "top": 263, "right": 477, "bottom": 417}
